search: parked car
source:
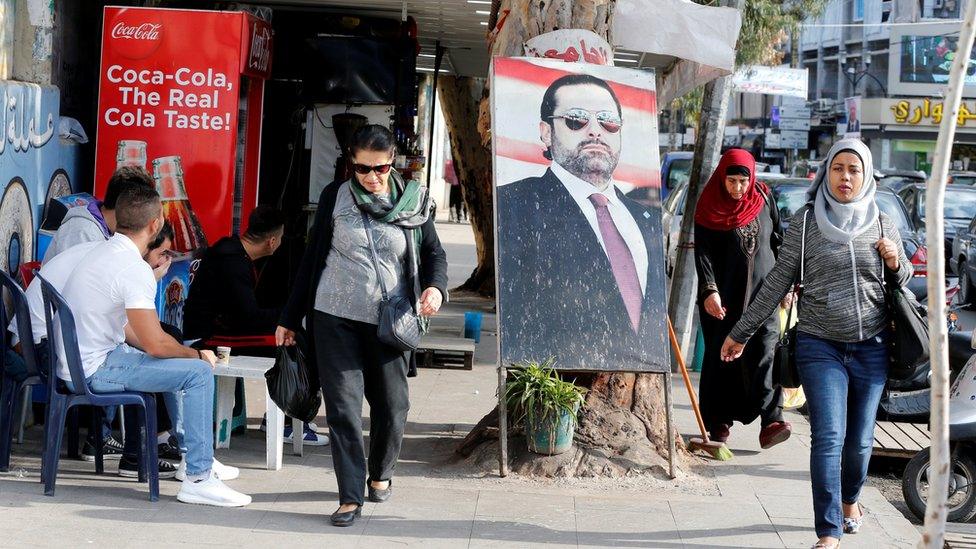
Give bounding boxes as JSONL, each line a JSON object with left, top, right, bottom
{"left": 790, "top": 160, "right": 823, "bottom": 180}
{"left": 660, "top": 151, "right": 693, "bottom": 201}
{"left": 950, "top": 171, "right": 976, "bottom": 186}
{"left": 625, "top": 151, "right": 692, "bottom": 208}
{"left": 953, "top": 218, "right": 976, "bottom": 303}
{"left": 900, "top": 184, "right": 976, "bottom": 273}
{"left": 662, "top": 180, "right": 688, "bottom": 275}
{"left": 878, "top": 169, "right": 927, "bottom": 194}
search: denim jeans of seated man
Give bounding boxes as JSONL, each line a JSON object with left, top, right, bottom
{"left": 796, "top": 331, "right": 889, "bottom": 539}
{"left": 68, "top": 343, "right": 213, "bottom": 478}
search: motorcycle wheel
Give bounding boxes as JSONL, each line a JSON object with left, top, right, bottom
{"left": 902, "top": 448, "right": 976, "bottom": 523}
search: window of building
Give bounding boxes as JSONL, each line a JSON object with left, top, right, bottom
{"left": 854, "top": 0, "right": 865, "bottom": 21}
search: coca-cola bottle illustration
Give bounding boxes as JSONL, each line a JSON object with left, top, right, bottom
{"left": 152, "top": 155, "right": 207, "bottom": 255}
{"left": 116, "top": 140, "right": 148, "bottom": 170}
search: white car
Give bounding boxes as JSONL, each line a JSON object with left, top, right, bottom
{"left": 662, "top": 181, "right": 688, "bottom": 276}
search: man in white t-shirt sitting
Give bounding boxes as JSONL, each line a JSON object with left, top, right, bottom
{"left": 56, "top": 185, "right": 250, "bottom": 507}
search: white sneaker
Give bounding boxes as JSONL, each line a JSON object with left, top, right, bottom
{"left": 177, "top": 473, "right": 251, "bottom": 507}
{"left": 175, "top": 457, "right": 240, "bottom": 482}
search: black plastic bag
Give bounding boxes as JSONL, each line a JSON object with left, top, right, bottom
{"left": 265, "top": 342, "right": 321, "bottom": 423}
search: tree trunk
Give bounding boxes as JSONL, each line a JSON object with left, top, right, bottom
{"left": 451, "top": 0, "right": 699, "bottom": 478}
{"left": 666, "top": 64, "right": 737, "bottom": 368}
{"left": 437, "top": 76, "right": 496, "bottom": 296}
{"left": 920, "top": 5, "right": 976, "bottom": 548}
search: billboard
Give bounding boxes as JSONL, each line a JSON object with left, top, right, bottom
{"left": 492, "top": 57, "right": 669, "bottom": 372}
{"left": 889, "top": 21, "right": 976, "bottom": 97}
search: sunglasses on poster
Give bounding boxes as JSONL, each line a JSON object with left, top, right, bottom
{"left": 351, "top": 163, "right": 394, "bottom": 175}
{"left": 547, "top": 108, "right": 623, "bottom": 133}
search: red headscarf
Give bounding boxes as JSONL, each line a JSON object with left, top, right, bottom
{"left": 693, "top": 148, "right": 768, "bottom": 231}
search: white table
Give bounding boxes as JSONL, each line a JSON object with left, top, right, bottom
{"left": 213, "top": 356, "right": 304, "bottom": 470}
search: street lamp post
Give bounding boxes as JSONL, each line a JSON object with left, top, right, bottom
{"left": 843, "top": 55, "right": 888, "bottom": 96}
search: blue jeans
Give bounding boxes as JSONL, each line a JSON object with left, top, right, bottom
{"left": 796, "top": 331, "right": 889, "bottom": 539}
{"left": 88, "top": 344, "right": 212, "bottom": 477}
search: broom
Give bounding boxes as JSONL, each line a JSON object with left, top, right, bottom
{"left": 667, "top": 318, "right": 734, "bottom": 461}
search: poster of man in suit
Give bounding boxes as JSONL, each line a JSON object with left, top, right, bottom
{"left": 493, "top": 57, "right": 668, "bottom": 372}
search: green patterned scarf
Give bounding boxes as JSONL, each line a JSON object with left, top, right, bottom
{"left": 349, "top": 170, "right": 430, "bottom": 228}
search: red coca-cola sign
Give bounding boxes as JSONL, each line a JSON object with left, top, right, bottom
{"left": 105, "top": 9, "right": 164, "bottom": 59}
{"left": 111, "top": 22, "right": 162, "bottom": 41}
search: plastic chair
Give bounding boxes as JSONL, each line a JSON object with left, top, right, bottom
{"left": 37, "top": 274, "right": 159, "bottom": 501}
{"left": 0, "top": 270, "right": 42, "bottom": 472}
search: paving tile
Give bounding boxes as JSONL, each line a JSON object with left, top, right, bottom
{"left": 576, "top": 507, "right": 683, "bottom": 548}
{"left": 756, "top": 493, "right": 814, "bottom": 519}
{"left": 669, "top": 500, "right": 783, "bottom": 548}
{"left": 469, "top": 518, "right": 578, "bottom": 547}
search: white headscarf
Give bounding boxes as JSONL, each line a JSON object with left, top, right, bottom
{"left": 806, "top": 138, "right": 878, "bottom": 244}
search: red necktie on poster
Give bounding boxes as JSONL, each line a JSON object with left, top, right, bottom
{"left": 588, "top": 193, "right": 641, "bottom": 333}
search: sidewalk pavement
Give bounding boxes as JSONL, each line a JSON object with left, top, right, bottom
{"left": 0, "top": 222, "right": 922, "bottom": 547}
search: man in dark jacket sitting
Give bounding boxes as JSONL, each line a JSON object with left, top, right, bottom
{"left": 183, "top": 205, "right": 284, "bottom": 341}
{"left": 183, "top": 205, "right": 328, "bottom": 445}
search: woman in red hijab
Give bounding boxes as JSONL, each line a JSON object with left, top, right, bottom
{"left": 694, "top": 148, "right": 792, "bottom": 449}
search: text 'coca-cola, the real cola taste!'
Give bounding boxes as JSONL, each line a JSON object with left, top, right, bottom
{"left": 102, "top": 64, "right": 234, "bottom": 130}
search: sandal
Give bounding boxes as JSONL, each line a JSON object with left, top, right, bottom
{"left": 842, "top": 502, "right": 864, "bottom": 534}
{"left": 811, "top": 540, "right": 839, "bottom": 549}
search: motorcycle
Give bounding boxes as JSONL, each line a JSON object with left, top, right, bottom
{"left": 901, "top": 327, "right": 976, "bottom": 522}
{"left": 877, "top": 285, "right": 974, "bottom": 422}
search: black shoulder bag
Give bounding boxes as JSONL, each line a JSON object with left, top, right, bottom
{"left": 878, "top": 217, "right": 929, "bottom": 380}
{"left": 774, "top": 209, "right": 808, "bottom": 389}
{"left": 361, "top": 212, "right": 422, "bottom": 351}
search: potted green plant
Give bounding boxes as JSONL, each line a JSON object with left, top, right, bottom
{"left": 505, "top": 358, "right": 587, "bottom": 455}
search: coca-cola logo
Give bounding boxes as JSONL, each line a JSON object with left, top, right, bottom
{"left": 111, "top": 22, "right": 162, "bottom": 41}
{"left": 248, "top": 27, "right": 271, "bottom": 73}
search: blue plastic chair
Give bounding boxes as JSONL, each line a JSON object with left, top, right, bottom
{"left": 0, "top": 269, "right": 42, "bottom": 472}
{"left": 37, "top": 274, "right": 159, "bottom": 501}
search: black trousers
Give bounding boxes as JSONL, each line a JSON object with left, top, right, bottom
{"left": 314, "top": 311, "right": 409, "bottom": 506}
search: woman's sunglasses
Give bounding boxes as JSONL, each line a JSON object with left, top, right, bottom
{"left": 548, "top": 108, "right": 623, "bottom": 133}
{"left": 351, "top": 163, "right": 393, "bottom": 175}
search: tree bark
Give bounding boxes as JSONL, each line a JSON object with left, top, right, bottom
{"left": 920, "top": 5, "right": 976, "bottom": 548}
{"left": 437, "top": 76, "right": 496, "bottom": 296}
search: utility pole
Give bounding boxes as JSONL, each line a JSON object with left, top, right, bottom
{"left": 666, "top": 0, "right": 743, "bottom": 367}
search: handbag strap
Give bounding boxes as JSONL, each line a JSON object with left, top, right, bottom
{"left": 361, "top": 211, "right": 390, "bottom": 302}
{"left": 782, "top": 210, "right": 810, "bottom": 340}
{"left": 877, "top": 216, "right": 890, "bottom": 291}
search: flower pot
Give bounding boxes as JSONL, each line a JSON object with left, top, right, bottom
{"left": 526, "top": 408, "right": 576, "bottom": 455}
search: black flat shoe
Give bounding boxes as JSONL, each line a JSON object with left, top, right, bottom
{"left": 368, "top": 479, "right": 392, "bottom": 503}
{"left": 330, "top": 505, "right": 362, "bottom": 527}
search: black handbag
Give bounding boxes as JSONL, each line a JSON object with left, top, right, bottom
{"left": 362, "top": 212, "right": 422, "bottom": 351}
{"left": 878, "top": 218, "right": 930, "bottom": 380}
{"left": 774, "top": 210, "right": 808, "bottom": 389}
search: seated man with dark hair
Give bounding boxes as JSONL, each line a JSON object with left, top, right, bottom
{"left": 184, "top": 205, "right": 328, "bottom": 445}
{"left": 58, "top": 185, "right": 250, "bottom": 506}
{"left": 183, "top": 205, "right": 285, "bottom": 340}
{"left": 42, "top": 166, "right": 156, "bottom": 459}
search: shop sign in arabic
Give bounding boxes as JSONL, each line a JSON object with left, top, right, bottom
{"left": 887, "top": 98, "right": 976, "bottom": 126}
{"left": 0, "top": 82, "right": 55, "bottom": 154}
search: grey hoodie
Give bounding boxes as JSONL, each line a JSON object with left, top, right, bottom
{"left": 42, "top": 205, "right": 110, "bottom": 263}
{"left": 730, "top": 204, "right": 912, "bottom": 344}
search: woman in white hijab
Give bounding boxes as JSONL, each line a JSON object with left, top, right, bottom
{"left": 721, "top": 138, "right": 912, "bottom": 548}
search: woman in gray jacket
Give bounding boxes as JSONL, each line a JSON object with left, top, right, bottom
{"left": 721, "top": 139, "right": 911, "bottom": 549}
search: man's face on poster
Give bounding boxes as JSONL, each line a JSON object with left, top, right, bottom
{"left": 541, "top": 83, "right": 622, "bottom": 185}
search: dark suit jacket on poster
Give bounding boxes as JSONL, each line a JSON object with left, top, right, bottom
{"left": 496, "top": 168, "right": 670, "bottom": 372}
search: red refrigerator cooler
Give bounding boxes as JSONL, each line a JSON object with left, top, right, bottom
{"left": 93, "top": 6, "right": 272, "bottom": 328}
